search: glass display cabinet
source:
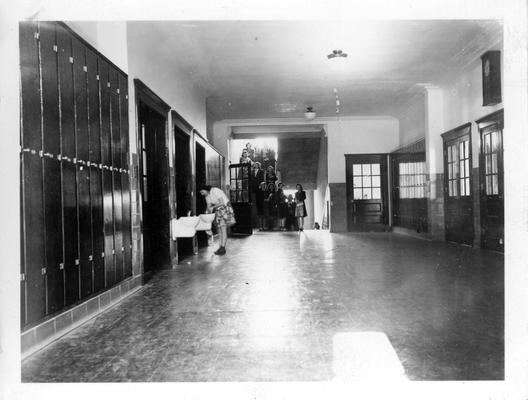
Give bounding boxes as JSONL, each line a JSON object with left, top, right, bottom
{"left": 229, "top": 162, "right": 253, "bottom": 235}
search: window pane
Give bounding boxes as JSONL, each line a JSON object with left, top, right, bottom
{"left": 465, "top": 178, "right": 471, "bottom": 196}
{"left": 372, "top": 175, "right": 380, "bottom": 187}
{"left": 353, "top": 164, "right": 362, "bottom": 176}
{"left": 459, "top": 142, "right": 465, "bottom": 160}
{"left": 372, "top": 187, "right": 381, "bottom": 199}
{"left": 453, "top": 180, "right": 458, "bottom": 196}
{"left": 460, "top": 180, "right": 465, "bottom": 196}
{"left": 353, "top": 176, "right": 362, "bottom": 187}
{"left": 362, "top": 189, "right": 372, "bottom": 200}
{"left": 485, "top": 133, "right": 491, "bottom": 153}
{"left": 143, "top": 177, "right": 148, "bottom": 202}
{"left": 447, "top": 146, "right": 452, "bottom": 162}
{"left": 371, "top": 164, "right": 380, "bottom": 175}
{"left": 459, "top": 160, "right": 465, "bottom": 178}
{"left": 486, "top": 176, "right": 492, "bottom": 195}
{"left": 448, "top": 181, "right": 453, "bottom": 196}
{"left": 492, "top": 175, "right": 499, "bottom": 195}
{"left": 142, "top": 153, "right": 147, "bottom": 175}
{"left": 362, "top": 175, "right": 372, "bottom": 188}
{"left": 491, "top": 131, "right": 500, "bottom": 152}
{"left": 464, "top": 140, "right": 470, "bottom": 159}
{"left": 448, "top": 164, "right": 452, "bottom": 179}
{"left": 492, "top": 153, "right": 498, "bottom": 174}
{"left": 485, "top": 154, "right": 491, "bottom": 174}
{"left": 465, "top": 160, "right": 470, "bottom": 178}
{"left": 362, "top": 164, "right": 371, "bottom": 175}
{"left": 353, "top": 188, "right": 362, "bottom": 199}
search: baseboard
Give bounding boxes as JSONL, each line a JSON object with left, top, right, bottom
{"left": 21, "top": 275, "right": 143, "bottom": 360}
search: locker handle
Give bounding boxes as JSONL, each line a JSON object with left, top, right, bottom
{"left": 75, "top": 259, "right": 79, "bottom": 266}
{"left": 59, "top": 263, "right": 64, "bottom": 270}
{"left": 41, "top": 267, "right": 47, "bottom": 275}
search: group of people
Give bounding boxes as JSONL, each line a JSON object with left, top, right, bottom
{"left": 255, "top": 181, "right": 307, "bottom": 232}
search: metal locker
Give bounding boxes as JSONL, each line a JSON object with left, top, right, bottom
{"left": 19, "top": 21, "right": 42, "bottom": 152}
{"left": 113, "top": 171, "right": 124, "bottom": 282}
{"left": 119, "top": 73, "right": 129, "bottom": 169}
{"left": 77, "top": 165, "right": 93, "bottom": 299}
{"left": 102, "top": 169, "right": 115, "bottom": 287}
{"left": 90, "top": 167, "right": 105, "bottom": 293}
{"left": 62, "top": 161, "right": 80, "bottom": 306}
{"left": 73, "top": 38, "right": 88, "bottom": 161}
{"left": 40, "top": 22, "right": 61, "bottom": 156}
{"left": 110, "top": 68, "right": 121, "bottom": 169}
{"left": 57, "top": 23, "right": 75, "bottom": 159}
{"left": 121, "top": 172, "right": 132, "bottom": 278}
{"left": 87, "top": 49, "right": 101, "bottom": 164}
{"left": 99, "top": 59, "right": 112, "bottom": 166}
{"left": 43, "top": 157, "right": 65, "bottom": 314}
{"left": 21, "top": 152, "right": 46, "bottom": 325}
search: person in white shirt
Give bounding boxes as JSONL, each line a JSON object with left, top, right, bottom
{"left": 198, "top": 185, "right": 235, "bottom": 255}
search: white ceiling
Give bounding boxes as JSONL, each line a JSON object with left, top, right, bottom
{"left": 127, "top": 20, "right": 502, "bottom": 121}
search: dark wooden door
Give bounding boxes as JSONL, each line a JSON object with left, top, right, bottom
{"left": 139, "top": 103, "right": 170, "bottom": 270}
{"left": 478, "top": 110, "right": 504, "bottom": 252}
{"left": 174, "top": 127, "right": 194, "bottom": 259}
{"left": 229, "top": 163, "right": 253, "bottom": 235}
{"left": 442, "top": 124, "right": 474, "bottom": 245}
{"left": 345, "top": 154, "right": 389, "bottom": 231}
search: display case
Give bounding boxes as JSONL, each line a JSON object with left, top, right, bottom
{"left": 229, "top": 163, "right": 253, "bottom": 235}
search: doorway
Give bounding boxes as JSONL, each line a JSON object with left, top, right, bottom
{"left": 477, "top": 110, "right": 504, "bottom": 252}
{"left": 174, "top": 125, "right": 194, "bottom": 259}
{"left": 442, "top": 123, "right": 474, "bottom": 246}
{"left": 135, "top": 80, "right": 171, "bottom": 271}
{"left": 345, "top": 154, "right": 389, "bottom": 231}
{"left": 195, "top": 141, "right": 208, "bottom": 247}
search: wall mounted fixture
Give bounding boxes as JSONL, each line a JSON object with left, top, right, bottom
{"left": 304, "top": 107, "right": 316, "bottom": 120}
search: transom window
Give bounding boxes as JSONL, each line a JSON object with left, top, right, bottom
{"left": 352, "top": 163, "right": 381, "bottom": 200}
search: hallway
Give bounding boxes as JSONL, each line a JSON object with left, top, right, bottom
{"left": 22, "top": 231, "right": 503, "bottom": 382}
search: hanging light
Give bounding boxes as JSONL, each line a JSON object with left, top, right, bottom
{"left": 327, "top": 49, "right": 348, "bottom": 59}
{"left": 304, "top": 107, "right": 316, "bottom": 120}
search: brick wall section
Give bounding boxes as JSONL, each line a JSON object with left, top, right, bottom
{"left": 427, "top": 173, "right": 445, "bottom": 241}
{"left": 329, "top": 183, "right": 347, "bottom": 232}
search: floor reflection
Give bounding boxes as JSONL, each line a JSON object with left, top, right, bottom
{"left": 22, "top": 231, "right": 503, "bottom": 382}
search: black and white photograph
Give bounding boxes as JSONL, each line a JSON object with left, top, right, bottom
{"left": 1, "top": 0, "right": 527, "bottom": 399}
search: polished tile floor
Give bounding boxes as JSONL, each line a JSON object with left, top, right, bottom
{"left": 22, "top": 231, "right": 504, "bottom": 382}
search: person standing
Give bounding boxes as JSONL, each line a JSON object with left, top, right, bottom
{"left": 276, "top": 182, "right": 288, "bottom": 231}
{"left": 286, "top": 194, "right": 297, "bottom": 231}
{"left": 198, "top": 185, "right": 235, "bottom": 255}
{"left": 251, "top": 162, "right": 264, "bottom": 193}
{"left": 295, "top": 183, "right": 307, "bottom": 231}
{"left": 256, "top": 181, "right": 267, "bottom": 231}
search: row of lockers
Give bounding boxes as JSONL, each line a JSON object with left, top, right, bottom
{"left": 20, "top": 21, "right": 133, "bottom": 329}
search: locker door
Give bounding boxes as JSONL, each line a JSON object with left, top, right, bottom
{"left": 21, "top": 152, "right": 47, "bottom": 325}
{"left": 40, "top": 22, "right": 60, "bottom": 156}
{"left": 113, "top": 171, "right": 124, "bottom": 282}
{"left": 90, "top": 167, "right": 105, "bottom": 292}
{"left": 103, "top": 169, "right": 115, "bottom": 287}
{"left": 119, "top": 74, "right": 132, "bottom": 277}
{"left": 99, "top": 59, "right": 115, "bottom": 286}
{"left": 87, "top": 50, "right": 104, "bottom": 292}
{"left": 19, "top": 21, "right": 42, "bottom": 152}
{"left": 57, "top": 25, "right": 80, "bottom": 306}
{"left": 43, "top": 157, "right": 64, "bottom": 314}
{"left": 87, "top": 49, "right": 101, "bottom": 165}
{"left": 40, "top": 22, "right": 65, "bottom": 314}
{"left": 109, "top": 68, "right": 123, "bottom": 282}
{"left": 110, "top": 68, "right": 121, "bottom": 169}
{"left": 99, "top": 60, "right": 112, "bottom": 166}
{"left": 73, "top": 38, "right": 93, "bottom": 299}
{"left": 122, "top": 172, "right": 132, "bottom": 278}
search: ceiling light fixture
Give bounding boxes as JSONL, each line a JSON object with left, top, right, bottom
{"left": 304, "top": 107, "right": 316, "bottom": 120}
{"left": 327, "top": 49, "right": 348, "bottom": 59}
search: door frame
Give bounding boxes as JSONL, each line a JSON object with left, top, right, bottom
{"left": 476, "top": 109, "right": 504, "bottom": 251}
{"left": 441, "top": 122, "right": 474, "bottom": 245}
{"left": 133, "top": 79, "right": 173, "bottom": 271}
{"left": 345, "top": 153, "right": 390, "bottom": 231}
